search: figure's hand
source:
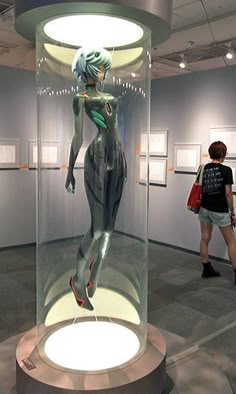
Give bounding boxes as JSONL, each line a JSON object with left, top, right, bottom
{"left": 65, "top": 172, "right": 75, "bottom": 194}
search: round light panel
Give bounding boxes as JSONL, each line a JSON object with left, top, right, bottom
{"left": 44, "top": 321, "right": 140, "bottom": 371}
{"left": 44, "top": 15, "right": 144, "bottom": 47}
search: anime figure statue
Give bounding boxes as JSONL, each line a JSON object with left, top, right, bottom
{"left": 66, "top": 47, "right": 127, "bottom": 311}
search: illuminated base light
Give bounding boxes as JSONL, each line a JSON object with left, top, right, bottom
{"left": 44, "top": 15, "right": 144, "bottom": 47}
{"left": 44, "top": 321, "right": 140, "bottom": 371}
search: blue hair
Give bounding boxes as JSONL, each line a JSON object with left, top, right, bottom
{"left": 72, "top": 47, "right": 112, "bottom": 83}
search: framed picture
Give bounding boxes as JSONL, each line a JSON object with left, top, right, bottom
{"left": 174, "top": 143, "right": 201, "bottom": 173}
{"left": 29, "top": 141, "right": 61, "bottom": 169}
{"left": 225, "top": 161, "right": 236, "bottom": 193}
{"left": 210, "top": 127, "right": 236, "bottom": 159}
{"left": 139, "top": 157, "right": 167, "bottom": 186}
{"left": 149, "top": 158, "right": 167, "bottom": 186}
{"left": 0, "top": 140, "right": 19, "bottom": 169}
{"left": 139, "top": 156, "right": 147, "bottom": 184}
{"left": 140, "top": 129, "right": 168, "bottom": 156}
{"left": 66, "top": 142, "right": 86, "bottom": 168}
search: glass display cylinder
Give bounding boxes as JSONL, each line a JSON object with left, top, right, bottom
{"left": 36, "top": 15, "right": 150, "bottom": 373}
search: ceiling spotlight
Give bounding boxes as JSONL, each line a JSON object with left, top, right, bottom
{"left": 226, "top": 49, "right": 234, "bottom": 60}
{"left": 179, "top": 55, "right": 187, "bottom": 69}
{"left": 225, "top": 43, "right": 234, "bottom": 60}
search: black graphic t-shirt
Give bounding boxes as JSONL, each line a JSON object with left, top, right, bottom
{"left": 201, "top": 163, "right": 233, "bottom": 212}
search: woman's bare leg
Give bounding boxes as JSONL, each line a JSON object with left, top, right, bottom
{"left": 200, "top": 221, "right": 220, "bottom": 277}
{"left": 219, "top": 225, "right": 236, "bottom": 269}
{"left": 200, "top": 221, "right": 213, "bottom": 263}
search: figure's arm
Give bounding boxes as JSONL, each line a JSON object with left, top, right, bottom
{"left": 65, "top": 95, "right": 84, "bottom": 193}
{"left": 123, "top": 152, "right": 127, "bottom": 182}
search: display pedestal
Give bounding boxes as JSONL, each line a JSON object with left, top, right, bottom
{"left": 16, "top": 323, "right": 166, "bottom": 394}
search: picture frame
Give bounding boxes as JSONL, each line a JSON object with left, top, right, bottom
{"left": 29, "top": 141, "right": 61, "bottom": 169}
{"left": 139, "top": 156, "right": 147, "bottom": 184}
{"left": 210, "top": 127, "right": 236, "bottom": 159}
{"left": 225, "top": 160, "right": 236, "bottom": 193}
{"left": 149, "top": 158, "right": 167, "bottom": 186}
{"left": 139, "top": 157, "right": 167, "bottom": 186}
{"left": 140, "top": 129, "right": 168, "bottom": 157}
{"left": 0, "top": 140, "right": 20, "bottom": 169}
{"left": 174, "top": 143, "right": 201, "bottom": 173}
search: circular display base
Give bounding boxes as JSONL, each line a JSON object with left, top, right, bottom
{"left": 16, "top": 324, "right": 166, "bottom": 394}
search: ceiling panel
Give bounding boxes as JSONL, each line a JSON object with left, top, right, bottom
{"left": 203, "top": 0, "right": 236, "bottom": 19}
{"left": 172, "top": 1, "right": 206, "bottom": 30}
{"left": 173, "top": 0, "right": 200, "bottom": 10}
{"left": 187, "top": 56, "right": 226, "bottom": 71}
{"left": 210, "top": 14, "right": 236, "bottom": 42}
{"left": 154, "top": 23, "right": 213, "bottom": 56}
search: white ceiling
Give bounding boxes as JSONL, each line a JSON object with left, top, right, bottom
{"left": 0, "top": 0, "right": 236, "bottom": 78}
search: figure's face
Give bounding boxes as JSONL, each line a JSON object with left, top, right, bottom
{"left": 96, "top": 64, "right": 105, "bottom": 81}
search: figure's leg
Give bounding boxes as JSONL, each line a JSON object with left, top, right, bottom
{"left": 88, "top": 165, "right": 125, "bottom": 298}
{"left": 70, "top": 229, "right": 98, "bottom": 311}
{"left": 70, "top": 144, "right": 106, "bottom": 310}
{"left": 87, "top": 231, "right": 112, "bottom": 297}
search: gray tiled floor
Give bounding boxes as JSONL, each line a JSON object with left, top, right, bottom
{"left": 0, "top": 238, "right": 235, "bottom": 393}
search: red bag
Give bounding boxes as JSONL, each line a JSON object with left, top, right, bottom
{"left": 187, "top": 165, "right": 205, "bottom": 214}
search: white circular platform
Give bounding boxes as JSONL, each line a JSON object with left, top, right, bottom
{"left": 16, "top": 324, "right": 166, "bottom": 394}
{"left": 44, "top": 321, "right": 140, "bottom": 371}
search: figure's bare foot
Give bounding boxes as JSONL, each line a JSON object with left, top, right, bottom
{"left": 69, "top": 276, "right": 93, "bottom": 311}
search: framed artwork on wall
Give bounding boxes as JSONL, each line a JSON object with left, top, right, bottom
{"left": 174, "top": 143, "right": 201, "bottom": 173}
{"left": 66, "top": 143, "right": 86, "bottom": 169}
{"left": 139, "top": 157, "right": 167, "bottom": 186}
{"left": 0, "top": 140, "right": 19, "bottom": 169}
{"left": 140, "top": 129, "right": 168, "bottom": 156}
{"left": 149, "top": 158, "right": 167, "bottom": 186}
{"left": 225, "top": 160, "right": 236, "bottom": 193}
{"left": 139, "top": 156, "right": 147, "bottom": 184}
{"left": 29, "top": 141, "right": 61, "bottom": 169}
{"left": 210, "top": 127, "right": 236, "bottom": 159}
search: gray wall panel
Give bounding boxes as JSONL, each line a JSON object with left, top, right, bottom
{"left": 150, "top": 65, "right": 236, "bottom": 260}
{"left": 0, "top": 66, "right": 36, "bottom": 247}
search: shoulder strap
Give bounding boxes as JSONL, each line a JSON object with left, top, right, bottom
{"left": 195, "top": 164, "right": 205, "bottom": 184}
{"left": 198, "top": 165, "right": 205, "bottom": 185}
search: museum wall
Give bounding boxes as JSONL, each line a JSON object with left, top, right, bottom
{"left": 149, "top": 64, "right": 236, "bottom": 260}
{"left": 0, "top": 65, "right": 90, "bottom": 248}
{"left": 0, "top": 66, "right": 36, "bottom": 247}
{"left": 1, "top": 63, "right": 236, "bottom": 259}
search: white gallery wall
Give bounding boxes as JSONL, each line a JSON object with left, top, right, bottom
{"left": 0, "top": 66, "right": 36, "bottom": 247}
{"left": 1, "top": 63, "right": 236, "bottom": 261}
{"left": 149, "top": 64, "right": 236, "bottom": 260}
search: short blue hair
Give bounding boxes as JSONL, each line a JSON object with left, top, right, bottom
{"left": 72, "top": 47, "right": 112, "bottom": 83}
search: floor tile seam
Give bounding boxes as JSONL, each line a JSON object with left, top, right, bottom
{"left": 197, "top": 320, "right": 236, "bottom": 348}
{"left": 166, "top": 344, "right": 200, "bottom": 366}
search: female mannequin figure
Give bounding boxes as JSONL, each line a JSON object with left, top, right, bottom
{"left": 65, "top": 47, "right": 127, "bottom": 311}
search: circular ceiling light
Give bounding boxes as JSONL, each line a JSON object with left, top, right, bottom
{"left": 44, "top": 15, "right": 144, "bottom": 48}
{"left": 226, "top": 50, "right": 233, "bottom": 60}
{"left": 44, "top": 321, "right": 140, "bottom": 371}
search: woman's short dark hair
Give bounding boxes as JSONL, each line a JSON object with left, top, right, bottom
{"left": 208, "top": 141, "right": 227, "bottom": 160}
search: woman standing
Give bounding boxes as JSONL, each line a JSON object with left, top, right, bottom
{"left": 199, "top": 141, "right": 236, "bottom": 283}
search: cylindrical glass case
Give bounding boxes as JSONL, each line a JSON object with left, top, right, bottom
{"left": 36, "top": 16, "right": 150, "bottom": 373}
